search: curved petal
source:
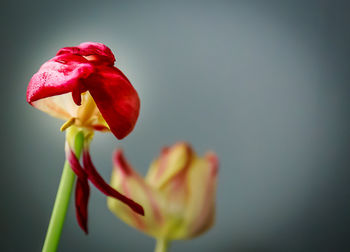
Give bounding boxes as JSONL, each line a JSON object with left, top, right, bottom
{"left": 108, "top": 149, "right": 164, "bottom": 237}
{"left": 57, "top": 42, "right": 115, "bottom": 66}
{"left": 75, "top": 178, "right": 90, "bottom": 234}
{"left": 65, "top": 142, "right": 90, "bottom": 234}
{"left": 27, "top": 53, "right": 96, "bottom": 120}
{"left": 27, "top": 54, "right": 94, "bottom": 104}
{"left": 85, "top": 66, "right": 140, "bottom": 139}
{"left": 31, "top": 93, "right": 78, "bottom": 120}
{"left": 83, "top": 148, "right": 144, "bottom": 216}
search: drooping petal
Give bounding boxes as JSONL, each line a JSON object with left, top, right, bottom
{"left": 27, "top": 54, "right": 95, "bottom": 120}
{"left": 82, "top": 148, "right": 144, "bottom": 216}
{"left": 85, "top": 66, "right": 140, "bottom": 139}
{"left": 65, "top": 143, "right": 90, "bottom": 233}
{"left": 108, "top": 150, "right": 164, "bottom": 237}
{"left": 57, "top": 42, "right": 115, "bottom": 66}
{"left": 27, "top": 54, "right": 94, "bottom": 104}
{"left": 75, "top": 177, "right": 90, "bottom": 234}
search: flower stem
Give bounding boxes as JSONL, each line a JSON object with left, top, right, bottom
{"left": 42, "top": 132, "right": 84, "bottom": 252}
{"left": 155, "top": 238, "right": 169, "bottom": 252}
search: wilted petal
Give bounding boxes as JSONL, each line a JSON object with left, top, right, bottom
{"left": 27, "top": 54, "right": 94, "bottom": 104}
{"left": 65, "top": 143, "right": 90, "bottom": 233}
{"left": 57, "top": 42, "right": 115, "bottom": 66}
{"left": 85, "top": 66, "right": 140, "bottom": 139}
{"left": 27, "top": 53, "right": 95, "bottom": 120}
{"left": 108, "top": 150, "right": 164, "bottom": 237}
{"left": 75, "top": 177, "right": 90, "bottom": 234}
{"left": 83, "top": 148, "right": 144, "bottom": 216}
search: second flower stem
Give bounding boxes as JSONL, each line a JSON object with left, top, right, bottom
{"left": 42, "top": 132, "right": 84, "bottom": 252}
{"left": 155, "top": 238, "right": 169, "bottom": 252}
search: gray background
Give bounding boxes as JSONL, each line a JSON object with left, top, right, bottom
{"left": 1, "top": 0, "right": 350, "bottom": 251}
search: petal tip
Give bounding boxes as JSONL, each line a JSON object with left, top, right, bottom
{"left": 132, "top": 203, "right": 145, "bottom": 216}
{"left": 205, "top": 152, "right": 219, "bottom": 176}
{"left": 113, "top": 149, "right": 132, "bottom": 175}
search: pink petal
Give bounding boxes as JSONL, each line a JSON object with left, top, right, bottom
{"left": 82, "top": 149, "right": 144, "bottom": 216}
{"left": 85, "top": 66, "right": 140, "bottom": 139}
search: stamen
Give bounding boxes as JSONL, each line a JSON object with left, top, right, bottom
{"left": 85, "top": 132, "right": 94, "bottom": 141}
{"left": 77, "top": 92, "right": 97, "bottom": 124}
{"left": 60, "top": 117, "right": 76, "bottom": 132}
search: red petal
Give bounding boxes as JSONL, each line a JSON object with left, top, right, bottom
{"left": 66, "top": 146, "right": 86, "bottom": 179}
{"left": 85, "top": 66, "right": 140, "bottom": 139}
{"left": 56, "top": 42, "right": 115, "bottom": 66}
{"left": 27, "top": 54, "right": 94, "bottom": 104}
{"left": 66, "top": 146, "right": 90, "bottom": 234}
{"left": 75, "top": 178, "right": 90, "bottom": 234}
{"left": 83, "top": 149, "right": 144, "bottom": 216}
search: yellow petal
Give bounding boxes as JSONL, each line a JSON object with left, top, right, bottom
{"left": 184, "top": 152, "right": 218, "bottom": 238}
{"left": 32, "top": 91, "right": 108, "bottom": 131}
{"left": 145, "top": 142, "right": 193, "bottom": 189}
{"left": 32, "top": 93, "right": 78, "bottom": 120}
{"left": 77, "top": 92, "right": 99, "bottom": 124}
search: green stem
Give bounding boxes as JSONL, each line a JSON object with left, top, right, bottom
{"left": 42, "top": 132, "right": 84, "bottom": 252}
{"left": 155, "top": 238, "right": 170, "bottom": 252}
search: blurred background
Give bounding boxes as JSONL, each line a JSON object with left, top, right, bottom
{"left": 1, "top": 0, "right": 350, "bottom": 251}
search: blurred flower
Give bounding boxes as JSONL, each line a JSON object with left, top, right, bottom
{"left": 27, "top": 42, "right": 143, "bottom": 233}
{"left": 108, "top": 142, "right": 219, "bottom": 250}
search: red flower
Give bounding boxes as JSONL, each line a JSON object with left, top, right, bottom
{"left": 27, "top": 42, "right": 143, "bottom": 233}
{"left": 27, "top": 42, "right": 140, "bottom": 139}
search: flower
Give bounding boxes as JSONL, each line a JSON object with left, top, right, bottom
{"left": 27, "top": 42, "right": 143, "bottom": 233}
{"left": 108, "top": 142, "right": 219, "bottom": 245}
{"left": 27, "top": 42, "right": 140, "bottom": 139}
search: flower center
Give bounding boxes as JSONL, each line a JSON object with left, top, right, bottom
{"left": 77, "top": 92, "right": 97, "bottom": 124}
{"left": 60, "top": 92, "right": 103, "bottom": 132}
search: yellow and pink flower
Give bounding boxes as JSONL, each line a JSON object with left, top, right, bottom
{"left": 108, "top": 142, "right": 219, "bottom": 243}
